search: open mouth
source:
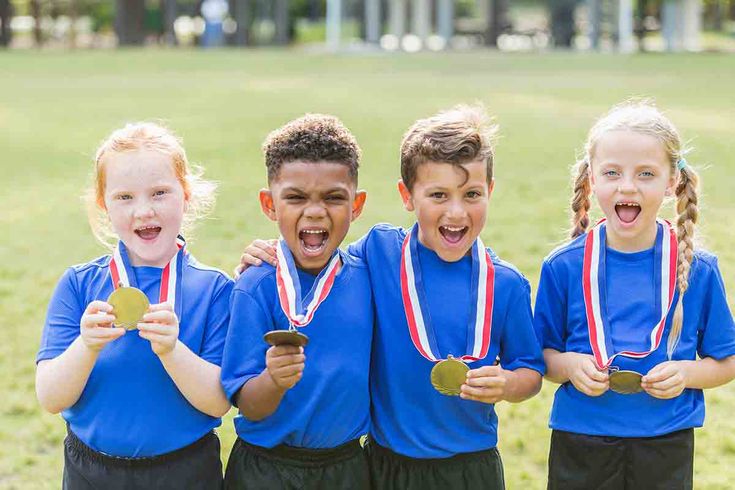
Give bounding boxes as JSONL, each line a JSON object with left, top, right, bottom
{"left": 615, "top": 202, "right": 641, "bottom": 224}
{"left": 438, "top": 225, "right": 468, "bottom": 245}
{"left": 299, "top": 228, "right": 329, "bottom": 255}
{"left": 135, "top": 225, "right": 162, "bottom": 240}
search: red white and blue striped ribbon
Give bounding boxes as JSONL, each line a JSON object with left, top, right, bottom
{"left": 400, "top": 224, "right": 495, "bottom": 363}
{"left": 583, "top": 218, "right": 677, "bottom": 370}
{"left": 109, "top": 235, "right": 186, "bottom": 308}
{"left": 275, "top": 239, "right": 342, "bottom": 328}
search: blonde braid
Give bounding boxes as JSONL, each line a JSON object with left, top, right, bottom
{"left": 667, "top": 165, "right": 700, "bottom": 357}
{"left": 570, "top": 160, "right": 592, "bottom": 238}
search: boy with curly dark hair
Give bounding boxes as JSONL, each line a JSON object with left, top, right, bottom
{"left": 221, "top": 114, "right": 372, "bottom": 489}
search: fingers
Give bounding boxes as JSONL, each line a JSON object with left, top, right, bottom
{"left": 87, "top": 326, "right": 127, "bottom": 341}
{"left": 254, "top": 239, "right": 278, "bottom": 263}
{"left": 268, "top": 352, "right": 306, "bottom": 370}
{"left": 467, "top": 365, "right": 502, "bottom": 379}
{"left": 137, "top": 322, "right": 177, "bottom": 335}
{"left": 148, "top": 302, "right": 173, "bottom": 312}
{"left": 642, "top": 363, "right": 674, "bottom": 384}
{"left": 571, "top": 372, "right": 609, "bottom": 396}
{"left": 582, "top": 361, "right": 609, "bottom": 383}
{"left": 81, "top": 312, "right": 116, "bottom": 329}
{"left": 269, "top": 345, "right": 304, "bottom": 357}
{"left": 85, "top": 301, "right": 113, "bottom": 315}
{"left": 142, "top": 309, "right": 178, "bottom": 325}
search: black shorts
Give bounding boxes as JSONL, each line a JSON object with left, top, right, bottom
{"left": 547, "top": 428, "right": 694, "bottom": 490}
{"left": 62, "top": 430, "right": 223, "bottom": 490}
{"left": 224, "top": 437, "right": 370, "bottom": 490}
{"left": 368, "top": 439, "right": 505, "bottom": 490}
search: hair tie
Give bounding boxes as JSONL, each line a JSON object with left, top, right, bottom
{"left": 677, "top": 158, "right": 688, "bottom": 171}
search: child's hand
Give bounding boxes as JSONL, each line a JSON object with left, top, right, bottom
{"left": 567, "top": 353, "right": 609, "bottom": 396}
{"left": 265, "top": 345, "right": 305, "bottom": 390}
{"left": 80, "top": 301, "right": 126, "bottom": 351}
{"left": 460, "top": 365, "right": 507, "bottom": 404}
{"left": 235, "top": 239, "right": 278, "bottom": 278}
{"left": 138, "top": 303, "right": 179, "bottom": 356}
{"left": 641, "top": 361, "right": 689, "bottom": 399}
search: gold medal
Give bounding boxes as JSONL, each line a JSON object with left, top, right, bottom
{"left": 263, "top": 329, "right": 309, "bottom": 347}
{"left": 609, "top": 370, "right": 643, "bottom": 395}
{"left": 107, "top": 287, "right": 149, "bottom": 330}
{"left": 430, "top": 356, "right": 469, "bottom": 396}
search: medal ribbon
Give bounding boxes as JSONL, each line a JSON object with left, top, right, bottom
{"left": 400, "top": 223, "right": 495, "bottom": 363}
{"left": 109, "top": 236, "right": 187, "bottom": 310}
{"left": 275, "top": 238, "right": 342, "bottom": 328}
{"left": 583, "top": 218, "right": 677, "bottom": 370}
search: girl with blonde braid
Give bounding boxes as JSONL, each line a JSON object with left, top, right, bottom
{"left": 534, "top": 100, "right": 735, "bottom": 489}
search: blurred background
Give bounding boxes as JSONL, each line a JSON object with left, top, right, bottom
{"left": 1, "top": 0, "right": 734, "bottom": 52}
{"left": 2, "top": 1, "right": 735, "bottom": 489}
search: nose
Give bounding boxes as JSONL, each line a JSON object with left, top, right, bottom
{"left": 617, "top": 178, "right": 637, "bottom": 194}
{"left": 133, "top": 199, "right": 155, "bottom": 219}
{"left": 446, "top": 198, "right": 467, "bottom": 219}
{"left": 303, "top": 201, "right": 327, "bottom": 220}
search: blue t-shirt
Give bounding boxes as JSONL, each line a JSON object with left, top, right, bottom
{"left": 221, "top": 251, "right": 373, "bottom": 449}
{"left": 37, "top": 254, "right": 233, "bottom": 457}
{"left": 534, "top": 232, "right": 735, "bottom": 437}
{"left": 348, "top": 224, "right": 545, "bottom": 458}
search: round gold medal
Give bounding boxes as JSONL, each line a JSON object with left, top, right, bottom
{"left": 107, "top": 287, "right": 149, "bottom": 330}
{"left": 430, "top": 357, "right": 469, "bottom": 396}
{"left": 609, "top": 370, "right": 643, "bottom": 395}
{"left": 263, "top": 330, "right": 309, "bottom": 347}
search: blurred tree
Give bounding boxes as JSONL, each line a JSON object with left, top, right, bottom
{"left": 231, "top": 0, "right": 252, "bottom": 45}
{"left": 484, "top": 0, "right": 509, "bottom": 47}
{"left": 115, "top": 0, "right": 146, "bottom": 44}
{"left": 30, "top": 0, "right": 43, "bottom": 46}
{"left": 548, "top": 0, "right": 577, "bottom": 47}
{"left": 162, "top": 0, "right": 178, "bottom": 44}
{"left": 0, "top": 0, "right": 12, "bottom": 47}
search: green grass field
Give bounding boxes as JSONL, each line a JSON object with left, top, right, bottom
{"left": 1, "top": 49, "right": 734, "bottom": 489}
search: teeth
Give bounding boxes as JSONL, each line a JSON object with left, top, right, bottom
{"left": 301, "top": 230, "right": 326, "bottom": 234}
{"left": 616, "top": 203, "right": 640, "bottom": 207}
{"left": 442, "top": 226, "right": 466, "bottom": 232}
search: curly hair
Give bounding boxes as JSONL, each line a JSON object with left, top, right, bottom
{"left": 263, "top": 114, "right": 361, "bottom": 183}
{"left": 400, "top": 104, "right": 498, "bottom": 190}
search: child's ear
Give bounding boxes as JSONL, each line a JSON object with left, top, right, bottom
{"left": 350, "top": 190, "right": 367, "bottom": 222}
{"left": 397, "top": 180, "right": 414, "bottom": 212}
{"left": 665, "top": 170, "right": 679, "bottom": 197}
{"left": 487, "top": 178, "right": 495, "bottom": 197}
{"left": 258, "top": 189, "right": 277, "bottom": 221}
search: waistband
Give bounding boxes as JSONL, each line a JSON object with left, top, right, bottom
{"left": 239, "top": 437, "right": 364, "bottom": 468}
{"left": 368, "top": 438, "right": 499, "bottom": 466}
{"left": 65, "top": 430, "right": 218, "bottom": 468}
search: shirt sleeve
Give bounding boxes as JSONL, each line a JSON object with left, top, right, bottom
{"left": 199, "top": 277, "right": 234, "bottom": 365}
{"left": 347, "top": 232, "right": 370, "bottom": 260}
{"left": 37, "top": 268, "right": 85, "bottom": 363}
{"left": 533, "top": 260, "right": 568, "bottom": 352}
{"left": 220, "top": 287, "right": 273, "bottom": 406}
{"left": 499, "top": 278, "right": 546, "bottom": 375}
{"left": 696, "top": 257, "right": 735, "bottom": 359}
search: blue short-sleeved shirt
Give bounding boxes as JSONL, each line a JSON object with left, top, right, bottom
{"left": 348, "top": 224, "right": 545, "bottom": 458}
{"left": 37, "top": 254, "right": 233, "bottom": 457}
{"left": 534, "top": 232, "right": 735, "bottom": 437}
{"left": 221, "top": 251, "right": 373, "bottom": 449}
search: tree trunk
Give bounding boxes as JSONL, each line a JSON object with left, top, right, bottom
{"left": 0, "top": 0, "right": 12, "bottom": 47}
{"left": 273, "top": 0, "right": 289, "bottom": 45}
{"left": 232, "top": 0, "right": 252, "bottom": 45}
{"left": 30, "top": 0, "right": 43, "bottom": 47}
{"left": 162, "top": 0, "right": 178, "bottom": 45}
{"left": 484, "top": 0, "right": 507, "bottom": 47}
{"left": 115, "top": 0, "right": 146, "bottom": 45}
{"left": 548, "top": 0, "right": 577, "bottom": 47}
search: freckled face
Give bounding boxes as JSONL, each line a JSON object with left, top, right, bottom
{"left": 591, "top": 130, "right": 676, "bottom": 251}
{"left": 103, "top": 149, "right": 187, "bottom": 267}
{"left": 399, "top": 160, "right": 493, "bottom": 262}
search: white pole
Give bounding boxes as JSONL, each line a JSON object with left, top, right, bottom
{"left": 682, "top": 0, "right": 701, "bottom": 51}
{"left": 365, "top": 0, "right": 381, "bottom": 44}
{"left": 326, "top": 0, "right": 342, "bottom": 50}
{"left": 389, "top": 0, "right": 406, "bottom": 40}
{"left": 437, "top": 0, "right": 454, "bottom": 43}
{"left": 412, "top": 0, "right": 430, "bottom": 42}
{"left": 618, "top": 0, "right": 634, "bottom": 52}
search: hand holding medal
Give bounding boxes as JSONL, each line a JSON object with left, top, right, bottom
{"left": 459, "top": 365, "right": 509, "bottom": 404}
{"left": 640, "top": 361, "right": 689, "bottom": 399}
{"left": 566, "top": 353, "right": 610, "bottom": 396}
{"left": 137, "top": 303, "right": 180, "bottom": 356}
{"left": 79, "top": 300, "right": 127, "bottom": 352}
{"left": 265, "top": 345, "right": 306, "bottom": 390}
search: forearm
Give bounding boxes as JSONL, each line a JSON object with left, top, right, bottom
{"left": 36, "top": 337, "right": 98, "bottom": 413}
{"left": 502, "top": 367, "right": 542, "bottom": 403}
{"left": 236, "top": 370, "right": 287, "bottom": 421}
{"left": 684, "top": 356, "right": 735, "bottom": 389}
{"left": 159, "top": 341, "right": 231, "bottom": 418}
{"left": 543, "top": 348, "right": 575, "bottom": 384}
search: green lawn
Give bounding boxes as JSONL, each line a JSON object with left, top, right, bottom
{"left": 1, "top": 49, "right": 734, "bottom": 489}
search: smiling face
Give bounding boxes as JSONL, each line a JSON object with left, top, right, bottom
{"left": 398, "top": 160, "right": 493, "bottom": 262}
{"left": 103, "top": 149, "right": 187, "bottom": 267}
{"left": 260, "top": 160, "right": 366, "bottom": 275}
{"left": 590, "top": 130, "right": 676, "bottom": 252}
